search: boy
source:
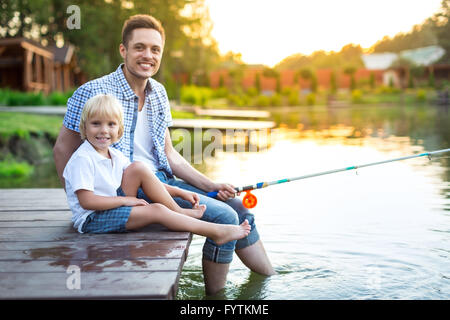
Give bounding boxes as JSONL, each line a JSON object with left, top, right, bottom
{"left": 63, "top": 94, "right": 250, "bottom": 245}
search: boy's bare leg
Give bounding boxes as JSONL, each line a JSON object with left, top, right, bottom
{"left": 126, "top": 204, "right": 251, "bottom": 246}
{"left": 121, "top": 162, "right": 204, "bottom": 218}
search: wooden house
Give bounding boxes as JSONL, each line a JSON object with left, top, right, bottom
{"left": 0, "top": 37, "right": 83, "bottom": 94}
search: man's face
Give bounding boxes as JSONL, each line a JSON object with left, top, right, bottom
{"left": 120, "top": 28, "right": 163, "bottom": 80}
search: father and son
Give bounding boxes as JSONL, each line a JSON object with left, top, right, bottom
{"left": 53, "top": 14, "right": 275, "bottom": 295}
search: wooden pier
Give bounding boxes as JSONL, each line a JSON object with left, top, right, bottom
{"left": 0, "top": 189, "right": 192, "bottom": 299}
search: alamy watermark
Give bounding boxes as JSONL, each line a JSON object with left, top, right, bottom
{"left": 66, "top": 5, "right": 81, "bottom": 30}
{"left": 171, "top": 128, "right": 274, "bottom": 165}
{"left": 66, "top": 265, "right": 81, "bottom": 290}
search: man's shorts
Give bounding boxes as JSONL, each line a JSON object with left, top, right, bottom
{"left": 81, "top": 187, "right": 146, "bottom": 233}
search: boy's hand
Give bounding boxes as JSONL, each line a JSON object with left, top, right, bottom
{"left": 178, "top": 190, "right": 200, "bottom": 207}
{"left": 121, "top": 196, "right": 149, "bottom": 207}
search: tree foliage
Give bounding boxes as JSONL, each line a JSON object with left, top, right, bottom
{"left": 0, "top": 0, "right": 221, "bottom": 81}
{"left": 275, "top": 44, "right": 364, "bottom": 71}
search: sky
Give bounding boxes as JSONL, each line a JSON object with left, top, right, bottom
{"left": 205, "top": 0, "right": 443, "bottom": 67}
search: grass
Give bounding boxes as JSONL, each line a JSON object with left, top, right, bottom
{"left": 0, "top": 112, "right": 63, "bottom": 140}
{"left": 0, "top": 159, "right": 34, "bottom": 178}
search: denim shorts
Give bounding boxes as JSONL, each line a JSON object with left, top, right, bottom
{"left": 81, "top": 187, "right": 146, "bottom": 234}
{"left": 154, "top": 170, "right": 260, "bottom": 264}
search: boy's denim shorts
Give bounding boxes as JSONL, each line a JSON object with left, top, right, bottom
{"left": 81, "top": 187, "right": 146, "bottom": 234}
{"left": 153, "top": 170, "right": 261, "bottom": 264}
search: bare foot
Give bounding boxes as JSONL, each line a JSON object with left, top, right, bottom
{"left": 212, "top": 219, "right": 251, "bottom": 246}
{"left": 180, "top": 204, "right": 207, "bottom": 219}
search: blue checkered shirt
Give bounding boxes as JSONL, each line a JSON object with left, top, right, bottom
{"left": 63, "top": 64, "right": 174, "bottom": 176}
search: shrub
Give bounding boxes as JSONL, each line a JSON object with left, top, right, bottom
{"left": 6, "top": 91, "right": 45, "bottom": 106}
{"left": 288, "top": 91, "right": 300, "bottom": 106}
{"left": 246, "top": 87, "right": 258, "bottom": 97}
{"left": 306, "top": 93, "right": 316, "bottom": 106}
{"left": 212, "top": 87, "right": 228, "bottom": 98}
{"left": 48, "top": 91, "right": 68, "bottom": 105}
{"left": 270, "top": 94, "right": 282, "bottom": 106}
{"left": 180, "top": 86, "right": 212, "bottom": 106}
{"left": 0, "top": 159, "right": 34, "bottom": 178}
{"left": 351, "top": 89, "right": 363, "bottom": 103}
{"left": 416, "top": 89, "right": 427, "bottom": 102}
{"left": 255, "top": 95, "right": 270, "bottom": 107}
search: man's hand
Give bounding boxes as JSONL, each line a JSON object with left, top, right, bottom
{"left": 211, "top": 183, "right": 236, "bottom": 202}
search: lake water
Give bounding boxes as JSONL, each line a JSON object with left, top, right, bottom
{"left": 177, "top": 104, "right": 450, "bottom": 299}
{"left": 3, "top": 104, "right": 449, "bottom": 299}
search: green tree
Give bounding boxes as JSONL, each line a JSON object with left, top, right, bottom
{"left": 255, "top": 72, "right": 261, "bottom": 94}
{"left": 0, "top": 0, "right": 221, "bottom": 81}
{"left": 344, "top": 66, "right": 357, "bottom": 90}
{"left": 434, "top": 0, "right": 450, "bottom": 63}
{"left": 369, "top": 72, "right": 376, "bottom": 90}
{"left": 330, "top": 70, "right": 337, "bottom": 93}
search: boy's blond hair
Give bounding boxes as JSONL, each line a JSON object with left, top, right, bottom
{"left": 79, "top": 94, "right": 124, "bottom": 142}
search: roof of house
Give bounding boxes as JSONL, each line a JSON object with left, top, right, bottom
{"left": 362, "top": 45, "right": 446, "bottom": 70}
{"left": 50, "top": 44, "right": 75, "bottom": 64}
{"left": 399, "top": 45, "right": 445, "bottom": 66}
{"left": 0, "top": 37, "right": 75, "bottom": 64}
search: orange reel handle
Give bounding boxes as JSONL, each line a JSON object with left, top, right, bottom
{"left": 242, "top": 191, "right": 257, "bottom": 209}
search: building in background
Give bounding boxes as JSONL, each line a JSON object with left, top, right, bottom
{"left": 0, "top": 37, "right": 84, "bottom": 94}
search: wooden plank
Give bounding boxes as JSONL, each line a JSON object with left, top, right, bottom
{"left": 0, "top": 240, "right": 188, "bottom": 260}
{"left": 0, "top": 259, "right": 181, "bottom": 273}
{"left": 0, "top": 220, "right": 72, "bottom": 227}
{"left": 0, "top": 189, "right": 68, "bottom": 211}
{"left": 0, "top": 211, "right": 72, "bottom": 221}
{"left": 0, "top": 188, "right": 65, "bottom": 199}
{"left": 0, "top": 271, "right": 179, "bottom": 299}
{"left": 0, "top": 238, "right": 188, "bottom": 251}
{"left": 0, "top": 228, "right": 191, "bottom": 242}
{"left": 0, "top": 189, "right": 192, "bottom": 300}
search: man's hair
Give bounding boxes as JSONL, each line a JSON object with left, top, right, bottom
{"left": 122, "top": 14, "right": 165, "bottom": 47}
{"left": 79, "top": 94, "right": 124, "bottom": 142}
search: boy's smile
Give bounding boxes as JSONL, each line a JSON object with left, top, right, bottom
{"left": 85, "top": 115, "right": 120, "bottom": 157}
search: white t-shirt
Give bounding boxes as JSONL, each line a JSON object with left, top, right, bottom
{"left": 133, "top": 103, "right": 158, "bottom": 172}
{"left": 63, "top": 140, "right": 131, "bottom": 233}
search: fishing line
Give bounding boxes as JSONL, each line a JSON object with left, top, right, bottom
{"left": 207, "top": 148, "right": 450, "bottom": 209}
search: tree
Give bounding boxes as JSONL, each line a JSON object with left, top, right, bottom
{"left": 434, "top": 0, "right": 450, "bottom": 63}
{"left": 344, "top": 66, "right": 357, "bottom": 90}
{"left": 0, "top": 0, "right": 221, "bottom": 81}
{"left": 369, "top": 72, "right": 376, "bottom": 90}
{"left": 330, "top": 70, "right": 337, "bottom": 93}
{"left": 255, "top": 72, "right": 261, "bottom": 94}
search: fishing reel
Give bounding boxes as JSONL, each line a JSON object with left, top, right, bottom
{"left": 242, "top": 190, "right": 257, "bottom": 209}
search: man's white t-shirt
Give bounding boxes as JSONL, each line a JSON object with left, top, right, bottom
{"left": 133, "top": 103, "right": 158, "bottom": 172}
{"left": 63, "top": 140, "right": 131, "bottom": 233}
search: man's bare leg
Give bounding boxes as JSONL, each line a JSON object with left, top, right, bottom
{"left": 202, "top": 259, "right": 230, "bottom": 296}
{"left": 202, "top": 240, "right": 275, "bottom": 296}
{"left": 235, "top": 240, "right": 276, "bottom": 276}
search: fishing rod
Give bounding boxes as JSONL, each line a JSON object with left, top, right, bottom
{"left": 207, "top": 148, "right": 450, "bottom": 209}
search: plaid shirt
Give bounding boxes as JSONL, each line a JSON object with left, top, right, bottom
{"left": 63, "top": 64, "right": 174, "bottom": 176}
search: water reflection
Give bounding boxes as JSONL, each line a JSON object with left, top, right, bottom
{"left": 179, "top": 104, "right": 450, "bottom": 300}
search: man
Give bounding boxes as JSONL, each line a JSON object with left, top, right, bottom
{"left": 53, "top": 14, "right": 275, "bottom": 295}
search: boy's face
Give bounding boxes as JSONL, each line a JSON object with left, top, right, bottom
{"left": 85, "top": 114, "right": 120, "bottom": 156}
{"left": 119, "top": 28, "right": 163, "bottom": 81}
